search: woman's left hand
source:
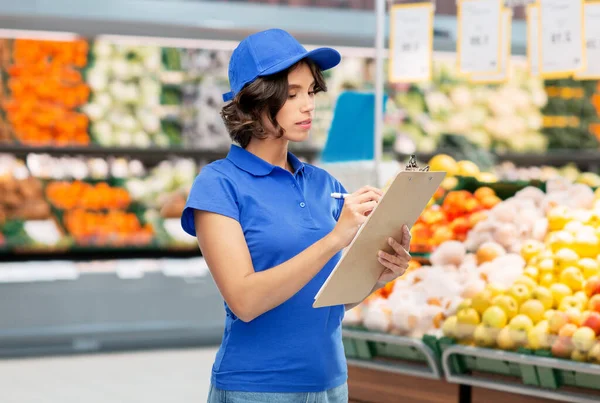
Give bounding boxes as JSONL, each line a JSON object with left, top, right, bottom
{"left": 376, "top": 225, "right": 411, "bottom": 285}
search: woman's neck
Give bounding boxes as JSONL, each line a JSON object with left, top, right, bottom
{"left": 245, "top": 138, "right": 291, "bottom": 172}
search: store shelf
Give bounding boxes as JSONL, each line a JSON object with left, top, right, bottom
{"left": 0, "top": 269, "right": 224, "bottom": 358}
{"left": 0, "top": 247, "right": 201, "bottom": 263}
{"left": 441, "top": 344, "right": 600, "bottom": 403}
{"left": 342, "top": 328, "right": 442, "bottom": 380}
{"left": 0, "top": 144, "right": 322, "bottom": 164}
{"left": 0, "top": 0, "right": 527, "bottom": 53}
{"left": 397, "top": 150, "right": 600, "bottom": 171}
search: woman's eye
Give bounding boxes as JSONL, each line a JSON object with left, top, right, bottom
{"left": 288, "top": 93, "right": 297, "bottom": 99}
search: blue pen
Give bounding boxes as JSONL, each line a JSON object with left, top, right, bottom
{"left": 330, "top": 192, "right": 350, "bottom": 199}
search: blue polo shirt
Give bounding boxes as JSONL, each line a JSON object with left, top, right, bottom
{"left": 181, "top": 144, "right": 348, "bottom": 393}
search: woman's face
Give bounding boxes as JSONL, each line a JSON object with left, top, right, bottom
{"left": 267, "top": 62, "right": 317, "bottom": 143}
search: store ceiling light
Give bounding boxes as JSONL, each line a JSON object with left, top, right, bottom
{"left": 0, "top": 29, "right": 79, "bottom": 41}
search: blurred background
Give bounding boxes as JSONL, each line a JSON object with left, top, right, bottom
{"left": 2, "top": 1, "right": 600, "bottom": 402}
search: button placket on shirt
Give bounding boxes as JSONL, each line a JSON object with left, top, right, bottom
{"left": 288, "top": 171, "right": 316, "bottom": 227}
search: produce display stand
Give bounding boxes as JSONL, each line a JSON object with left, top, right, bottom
{"left": 441, "top": 343, "right": 600, "bottom": 403}
{"left": 344, "top": 328, "right": 600, "bottom": 402}
{"left": 343, "top": 328, "right": 442, "bottom": 379}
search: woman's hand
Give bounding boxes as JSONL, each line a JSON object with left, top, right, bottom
{"left": 376, "top": 224, "right": 411, "bottom": 286}
{"left": 330, "top": 186, "right": 383, "bottom": 249}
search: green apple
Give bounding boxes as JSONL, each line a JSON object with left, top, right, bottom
{"left": 550, "top": 283, "right": 573, "bottom": 308}
{"left": 520, "top": 299, "right": 546, "bottom": 324}
{"left": 492, "top": 295, "right": 519, "bottom": 320}
{"left": 508, "top": 283, "right": 532, "bottom": 305}
{"left": 572, "top": 326, "right": 596, "bottom": 352}
{"left": 559, "top": 267, "right": 585, "bottom": 292}
{"left": 531, "top": 286, "right": 554, "bottom": 310}
{"left": 474, "top": 324, "right": 497, "bottom": 347}
{"left": 482, "top": 306, "right": 508, "bottom": 328}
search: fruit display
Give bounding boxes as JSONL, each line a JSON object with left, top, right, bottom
{"left": 83, "top": 40, "right": 171, "bottom": 147}
{"left": 46, "top": 181, "right": 132, "bottom": 210}
{"left": 410, "top": 188, "right": 497, "bottom": 253}
{"left": 63, "top": 209, "right": 154, "bottom": 247}
{"left": 1, "top": 39, "right": 91, "bottom": 146}
{"left": 542, "top": 79, "right": 600, "bottom": 150}
{"left": 345, "top": 181, "right": 600, "bottom": 345}
{"left": 172, "top": 48, "right": 232, "bottom": 149}
{"left": 493, "top": 161, "right": 600, "bottom": 186}
{"left": 440, "top": 189, "right": 600, "bottom": 363}
{"left": 0, "top": 155, "right": 67, "bottom": 250}
{"left": 389, "top": 58, "right": 549, "bottom": 154}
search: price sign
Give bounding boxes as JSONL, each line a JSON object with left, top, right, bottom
{"left": 526, "top": 4, "right": 540, "bottom": 77}
{"left": 539, "top": 0, "right": 585, "bottom": 78}
{"left": 458, "top": 0, "right": 503, "bottom": 75}
{"left": 388, "top": 3, "right": 434, "bottom": 83}
{"left": 469, "top": 8, "right": 512, "bottom": 83}
{"left": 574, "top": 2, "right": 600, "bottom": 80}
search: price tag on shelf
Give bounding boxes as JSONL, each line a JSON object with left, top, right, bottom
{"left": 526, "top": 4, "right": 540, "bottom": 77}
{"left": 457, "top": 0, "right": 503, "bottom": 75}
{"left": 469, "top": 8, "right": 513, "bottom": 84}
{"left": 539, "top": 0, "right": 586, "bottom": 78}
{"left": 574, "top": 2, "right": 600, "bottom": 80}
{"left": 388, "top": 3, "right": 434, "bottom": 83}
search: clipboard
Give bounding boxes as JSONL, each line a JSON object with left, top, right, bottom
{"left": 313, "top": 156, "right": 446, "bottom": 308}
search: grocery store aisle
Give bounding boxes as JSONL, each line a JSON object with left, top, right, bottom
{"left": 0, "top": 347, "right": 219, "bottom": 403}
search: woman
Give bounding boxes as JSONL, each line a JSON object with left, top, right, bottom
{"left": 181, "top": 28, "right": 412, "bottom": 403}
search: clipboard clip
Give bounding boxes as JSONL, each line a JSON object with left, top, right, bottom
{"left": 405, "top": 154, "right": 429, "bottom": 172}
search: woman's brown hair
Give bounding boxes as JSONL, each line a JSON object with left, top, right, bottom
{"left": 220, "top": 58, "right": 328, "bottom": 149}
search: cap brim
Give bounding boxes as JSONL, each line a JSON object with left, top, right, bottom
{"left": 260, "top": 47, "right": 341, "bottom": 77}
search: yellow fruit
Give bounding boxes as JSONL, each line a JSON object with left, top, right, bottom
{"left": 554, "top": 248, "right": 580, "bottom": 272}
{"left": 429, "top": 154, "right": 458, "bottom": 176}
{"left": 578, "top": 258, "right": 600, "bottom": 279}
{"left": 478, "top": 172, "right": 498, "bottom": 183}
{"left": 482, "top": 306, "right": 508, "bottom": 328}
{"left": 456, "top": 160, "right": 480, "bottom": 177}
{"left": 521, "top": 240, "right": 545, "bottom": 263}
{"left": 523, "top": 266, "right": 540, "bottom": 282}
{"left": 531, "top": 286, "right": 554, "bottom": 310}
{"left": 537, "top": 258, "right": 556, "bottom": 274}
{"left": 440, "top": 176, "right": 459, "bottom": 190}
{"left": 486, "top": 283, "right": 507, "bottom": 298}
{"left": 472, "top": 290, "right": 493, "bottom": 316}
{"left": 539, "top": 272, "right": 557, "bottom": 288}
{"left": 550, "top": 283, "right": 573, "bottom": 308}
{"left": 520, "top": 299, "right": 546, "bottom": 324}
{"left": 515, "top": 275, "right": 538, "bottom": 290}
{"left": 559, "top": 266, "right": 585, "bottom": 292}
{"left": 547, "top": 206, "right": 572, "bottom": 231}
{"left": 492, "top": 295, "right": 519, "bottom": 320}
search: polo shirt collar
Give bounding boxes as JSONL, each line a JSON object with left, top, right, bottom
{"left": 227, "top": 144, "right": 305, "bottom": 176}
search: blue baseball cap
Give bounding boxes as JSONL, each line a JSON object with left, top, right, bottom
{"left": 222, "top": 29, "right": 341, "bottom": 102}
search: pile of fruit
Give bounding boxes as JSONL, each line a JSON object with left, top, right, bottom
{"left": 46, "top": 181, "right": 131, "bottom": 210}
{"left": 442, "top": 190, "right": 600, "bottom": 363}
{"left": 1, "top": 39, "right": 91, "bottom": 146}
{"left": 63, "top": 209, "right": 154, "bottom": 247}
{"left": 411, "top": 188, "right": 498, "bottom": 253}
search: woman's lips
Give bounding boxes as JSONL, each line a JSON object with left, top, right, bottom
{"left": 296, "top": 119, "right": 312, "bottom": 129}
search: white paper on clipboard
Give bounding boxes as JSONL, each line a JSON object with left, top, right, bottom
{"left": 313, "top": 170, "right": 446, "bottom": 308}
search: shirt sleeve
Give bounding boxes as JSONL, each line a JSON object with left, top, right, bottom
{"left": 332, "top": 178, "right": 348, "bottom": 221}
{"left": 180, "top": 166, "right": 240, "bottom": 237}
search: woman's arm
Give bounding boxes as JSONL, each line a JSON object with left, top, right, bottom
{"left": 195, "top": 186, "right": 382, "bottom": 323}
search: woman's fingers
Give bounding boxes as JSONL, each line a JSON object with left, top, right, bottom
{"left": 387, "top": 237, "right": 411, "bottom": 260}
{"left": 378, "top": 250, "right": 409, "bottom": 274}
